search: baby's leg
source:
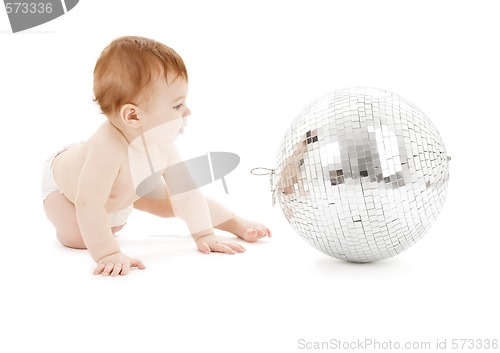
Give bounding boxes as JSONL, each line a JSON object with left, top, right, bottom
{"left": 205, "top": 197, "right": 272, "bottom": 242}
{"left": 43, "top": 191, "right": 123, "bottom": 249}
{"left": 133, "top": 184, "right": 271, "bottom": 242}
{"left": 44, "top": 191, "right": 86, "bottom": 249}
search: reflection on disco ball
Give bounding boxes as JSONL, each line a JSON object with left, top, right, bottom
{"left": 273, "top": 87, "right": 450, "bottom": 262}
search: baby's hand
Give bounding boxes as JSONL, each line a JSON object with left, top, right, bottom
{"left": 195, "top": 234, "right": 246, "bottom": 255}
{"left": 94, "top": 252, "right": 146, "bottom": 276}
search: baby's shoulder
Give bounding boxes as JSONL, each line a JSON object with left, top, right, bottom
{"left": 86, "top": 122, "right": 128, "bottom": 160}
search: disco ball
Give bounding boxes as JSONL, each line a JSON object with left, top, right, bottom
{"left": 272, "top": 87, "right": 450, "bottom": 262}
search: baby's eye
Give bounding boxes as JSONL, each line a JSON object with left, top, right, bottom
{"left": 173, "top": 103, "right": 183, "bottom": 110}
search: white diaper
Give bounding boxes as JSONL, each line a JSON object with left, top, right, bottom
{"left": 106, "top": 205, "right": 133, "bottom": 228}
{"left": 41, "top": 145, "right": 133, "bottom": 227}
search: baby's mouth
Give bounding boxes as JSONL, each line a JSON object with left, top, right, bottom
{"left": 179, "top": 127, "right": 185, "bottom": 134}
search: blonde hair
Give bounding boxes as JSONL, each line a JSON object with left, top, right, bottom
{"left": 93, "top": 36, "right": 188, "bottom": 117}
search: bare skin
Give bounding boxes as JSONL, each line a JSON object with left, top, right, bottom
{"left": 44, "top": 186, "right": 272, "bottom": 276}
{"left": 43, "top": 76, "right": 271, "bottom": 276}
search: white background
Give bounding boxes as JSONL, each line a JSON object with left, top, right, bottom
{"left": 1, "top": 1, "right": 499, "bottom": 352}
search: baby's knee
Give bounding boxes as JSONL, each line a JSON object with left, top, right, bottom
{"left": 56, "top": 232, "right": 86, "bottom": 250}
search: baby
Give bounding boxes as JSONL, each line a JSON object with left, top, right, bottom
{"left": 41, "top": 36, "right": 271, "bottom": 276}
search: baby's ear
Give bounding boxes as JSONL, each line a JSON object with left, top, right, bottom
{"left": 120, "top": 104, "right": 141, "bottom": 128}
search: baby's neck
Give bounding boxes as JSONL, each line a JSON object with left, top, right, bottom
{"left": 107, "top": 119, "right": 139, "bottom": 144}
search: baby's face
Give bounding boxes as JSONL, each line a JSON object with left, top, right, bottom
{"left": 139, "top": 75, "right": 190, "bottom": 139}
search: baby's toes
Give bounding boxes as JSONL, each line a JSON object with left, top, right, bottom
{"left": 256, "top": 227, "right": 269, "bottom": 239}
{"left": 245, "top": 228, "right": 260, "bottom": 242}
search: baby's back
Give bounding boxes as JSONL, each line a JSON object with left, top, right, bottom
{"left": 51, "top": 121, "right": 134, "bottom": 209}
{"left": 52, "top": 142, "right": 88, "bottom": 203}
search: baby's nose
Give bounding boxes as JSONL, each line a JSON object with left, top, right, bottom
{"left": 183, "top": 107, "right": 191, "bottom": 118}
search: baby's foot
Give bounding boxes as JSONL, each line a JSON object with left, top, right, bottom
{"left": 230, "top": 215, "right": 272, "bottom": 243}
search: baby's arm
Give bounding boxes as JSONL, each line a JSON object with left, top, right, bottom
{"left": 162, "top": 145, "right": 239, "bottom": 254}
{"left": 75, "top": 141, "right": 144, "bottom": 275}
{"left": 162, "top": 144, "right": 214, "bottom": 237}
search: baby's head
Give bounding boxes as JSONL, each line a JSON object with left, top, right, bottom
{"left": 93, "top": 36, "right": 188, "bottom": 122}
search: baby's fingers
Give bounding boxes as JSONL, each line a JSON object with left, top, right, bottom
{"left": 225, "top": 242, "right": 245, "bottom": 253}
{"left": 120, "top": 263, "right": 131, "bottom": 276}
{"left": 212, "top": 242, "right": 237, "bottom": 254}
{"left": 110, "top": 263, "right": 122, "bottom": 277}
{"left": 94, "top": 263, "right": 105, "bottom": 275}
{"left": 197, "top": 241, "right": 211, "bottom": 254}
{"left": 118, "top": 259, "right": 146, "bottom": 276}
{"left": 130, "top": 258, "right": 146, "bottom": 270}
{"left": 93, "top": 263, "right": 113, "bottom": 276}
{"left": 102, "top": 263, "right": 115, "bottom": 277}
